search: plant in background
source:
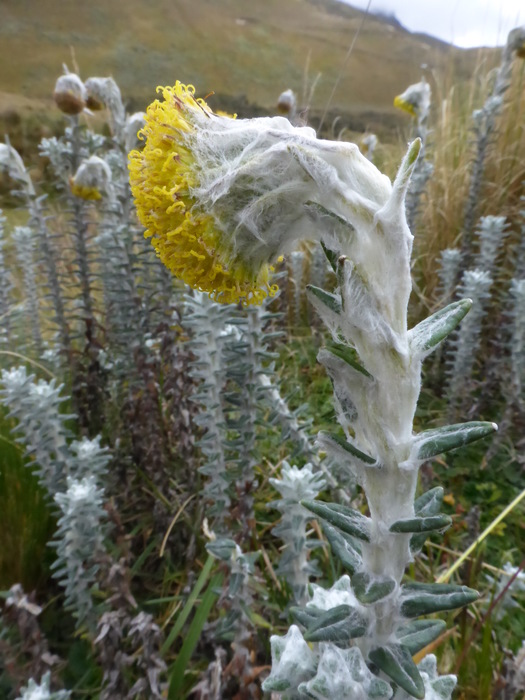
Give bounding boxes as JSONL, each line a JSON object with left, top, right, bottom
{"left": 0, "top": 209, "right": 13, "bottom": 348}
{"left": 460, "top": 26, "right": 525, "bottom": 265}
{"left": 394, "top": 78, "right": 433, "bottom": 231}
{"left": 130, "top": 82, "right": 497, "bottom": 698}
{"left": 437, "top": 249, "right": 462, "bottom": 306}
{"left": 507, "top": 278, "right": 525, "bottom": 412}
{"left": 269, "top": 461, "right": 326, "bottom": 604}
{"left": 360, "top": 133, "right": 378, "bottom": 163}
{"left": 0, "top": 368, "right": 110, "bottom": 628}
{"left": 289, "top": 250, "right": 307, "bottom": 324}
{"left": 440, "top": 216, "right": 507, "bottom": 418}
{"left": 486, "top": 562, "right": 525, "bottom": 621}
{"left": 16, "top": 672, "right": 71, "bottom": 700}
{"left": 277, "top": 88, "right": 298, "bottom": 123}
{"left": 1, "top": 584, "right": 62, "bottom": 695}
{"left": 445, "top": 269, "right": 492, "bottom": 417}
{"left": 473, "top": 215, "right": 508, "bottom": 279}
{"left": 12, "top": 226, "right": 44, "bottom": 356}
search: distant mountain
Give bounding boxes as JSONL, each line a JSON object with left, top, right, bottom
{"left": 0, "top": 0, "right": 495, "bottom": 138}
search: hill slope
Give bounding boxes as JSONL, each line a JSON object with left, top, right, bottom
{"left": 0, "top": 0, "right": 494, "bottom": 133}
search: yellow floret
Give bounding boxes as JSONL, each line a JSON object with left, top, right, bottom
{"left": 393, "top": 95, "right": 416, "bottom": 118}
{"left": 129, "top": 82, "right": 277, "bottom": 305}
{"left": 69, "top": 177, "right": 102, "bottom": 201}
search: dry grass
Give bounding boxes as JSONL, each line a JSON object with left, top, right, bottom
{"left": 413, "top": 55, "right": 525, "bottom": 303}
{"left": 0, "top": 0, "right": 493, "bottom": 132}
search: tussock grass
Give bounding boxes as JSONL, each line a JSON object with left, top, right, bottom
{"left": 414, "top": 56, "right": 525, "bottom": 302}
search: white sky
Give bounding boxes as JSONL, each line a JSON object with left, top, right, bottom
{"left": 340, "top": 0, "right": 524, "bottom": 48}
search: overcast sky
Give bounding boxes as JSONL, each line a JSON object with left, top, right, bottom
{"left": 341, "top": 0, "right": 523, "bottom": 48}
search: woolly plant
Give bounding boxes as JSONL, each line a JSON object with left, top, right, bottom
{"left": 461, "top": 26, "right": 525, "bottom": 264}
{"left": 445, "top": 270, "right": 492, "bottom": 416}
{"left": 440, "top": 216, "right": 506, "bottom": 415}
{"left": 394, "top": 79, "right": 433, "bottom": 231}
{"left": 0, "top": 367, "right": 110, "bottom": 628}
{"left": 437, "top": 249, "right": 462, "bottom": 305}
{"left": 486, "top": 562, "right": 525, "bottom": 621}
{"left": 269, "top": 461, "right": 326, "bottom": 604}
{"left": 16, "top": 672, "right": 70, "bottom": 700}
{"left": 129, "top": 81, "right": 498, "bottom": 698}
{"left": 0, "top": 209, "right": 12, "bottom": 347}
{"left": 184, "top": 288, "right": 315, "bottom": 531}
{"left": 12, "top": 226, "right": 44, "bottom": 356}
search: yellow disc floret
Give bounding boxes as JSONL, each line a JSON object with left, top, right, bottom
{"left": 393, "top": 94, "right": 416, "bottom": 118}
{"left": 69, "top": 177, "right": 103, "bottom": 201}
{"left": 129, "top": 82, "right": 277, "bottom": 305}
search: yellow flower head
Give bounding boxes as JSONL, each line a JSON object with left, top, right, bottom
{"left": 70, "top": 155, "right": 112, "bottom": 201}
{"left": 129, "top": 83, "right": 279, "bottom": 305}
{"left": 394, "top": 80, "right": 431, "bottom": 121}
{"left": 129, "top": 82, "right": 393, "bottom": 305}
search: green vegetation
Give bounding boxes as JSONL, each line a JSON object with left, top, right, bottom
{"left": 0, "top": 6, "right": 524, "bottom": 699}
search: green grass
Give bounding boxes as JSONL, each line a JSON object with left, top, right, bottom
{"left": 0, "top": 407, "right": 55, "bottom": 591}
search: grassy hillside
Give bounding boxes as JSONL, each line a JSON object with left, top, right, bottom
{"left": 0, "top": 0, "right": 496, "bottom": 132}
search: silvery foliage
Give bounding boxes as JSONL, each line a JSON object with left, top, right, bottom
{"left": 265, "top": 623, "right": 392, "bottom": 699}
{"left": 309, "top": 243, "right": 331, "bottom": 291}
{"left": 182, "top": 290, "right": 241, "bottom": 522}
{"left": 508, "top": 278, "right": 525, "bottom": 409}
{"left": 0, "top": 209, "right": 12, "bottom": 346}
{"left": 404, "top": 80, "right": 433, "bottom": 231}
{"left": 221, "top": 302, "right": 281, "bottom": 527}
{"left": 184, "top": 290, "right": 314, "bottom": 527}
{"left": 508, "top": 641, "right": 525, "bottom": 694}
{"left": 269, "top": 462, "right": 326, "bottom": 603}
{"left": 93, "top": 218, "right": 146, "bottom": 373}
{"left": 395, "top": 656, "right": 456, "bottom": 700}
{"left": 486, "top": 562, "right": 525, "bottom": 620}
{"left": 0, "top": 366, "right": 74, "bottom": 494}
{"left": 473, "top": 215, "right": 508, "bottom": 279}
{"left": 52, "top": 437, "right": 109, "bottom": 627}
{"left": 446, "top": 269, "right": 492, "bottom": 411}
{"left": 2, "top": 143, "right": 72, "bottom": 361}
{"left": 462, "top": 25, "right": 525, "bottom": 259}
{"left": 361, "top": 133, "right": 378, "bottom": 163}
{"left": 0, "top": 141, "right": 35, "bottom": 194}
{"left": 514, "top": 195, "right": 525, "bottom": 280}
{"left": 205, "top": 537, "right": 260, "bottom": 643}
{"left": 51, "top": 473, "right": 107, "bottom": 627}
{"left": 12, "top": 225, "right": 43, "bottom": 356}
{"left": 268, "top": 629, "right": 456, "bottom": 699}
{"left": 0, "top": 367, "right": 110, "bottom": 626}
{"left": 85, "top": 82, "right": 164, "bottom": 368}
{"left": 16, "top": 672, "right": 70, "bottom": 700}
{"left": 290, "top": 250, "right": 306, "bottom": 323}
{"left": 262, "top": 138, "right": 488, "bottom": 697}
{"left": 40, "top": 128, "right": 105, "bottom": 188}
{"left": 437, "top": 249, "right": 462, "bottom": 303}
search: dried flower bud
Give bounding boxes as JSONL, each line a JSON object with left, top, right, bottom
{"left": 507, "top": 25, "right": 525, "bottom": 58}
{"left": 84, "top": 76, "right": 125, "bottom": 133}
{"left": 53, "top": 73, "right": 86, "bottom": 115}
{"left": 70, "top": 155, "right": 112, "bottom": 200}
{"left": 277, "top": 89, "right": 297, "bottom": 116}
{"left": 360, "top": 133, "right": 378, "bottom": 161}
